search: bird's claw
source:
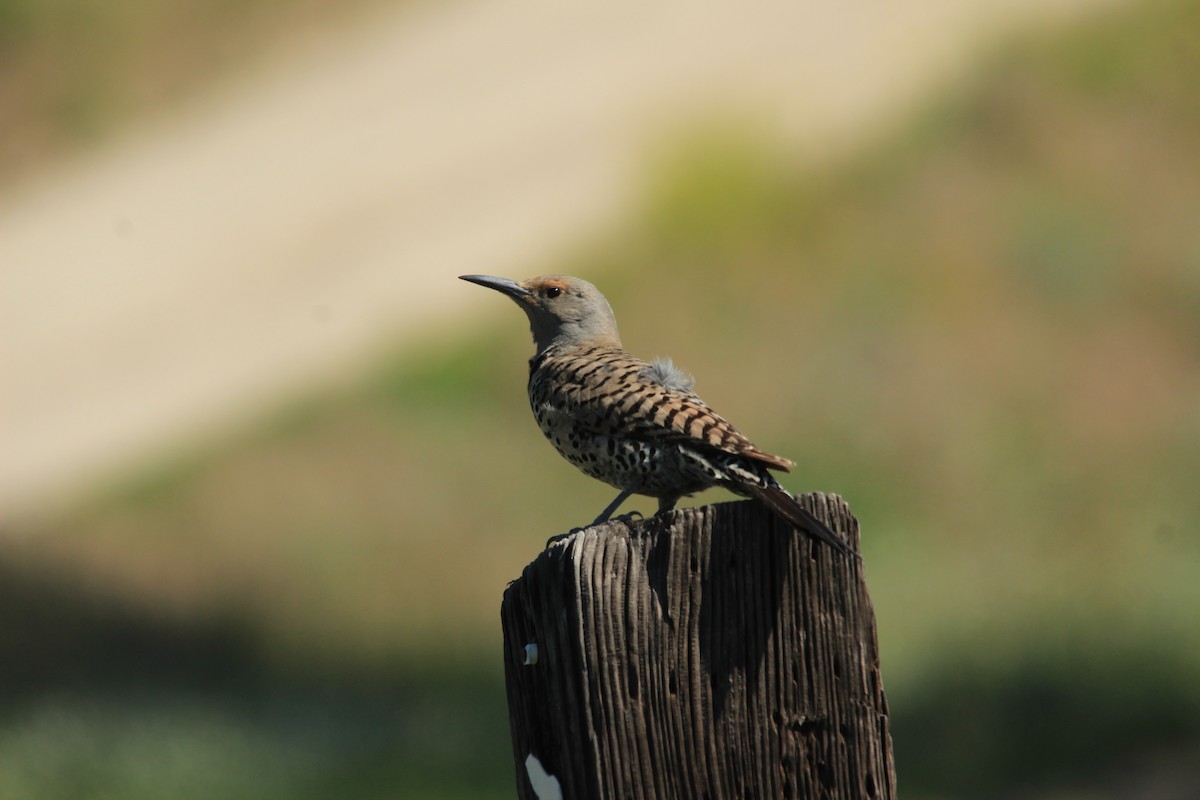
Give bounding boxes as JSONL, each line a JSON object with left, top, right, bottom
{"left": 544, "top": 510, "right": 646, "bottom": 549}
{"left": 545, "top": 529, "right": 581, "bottom": 548}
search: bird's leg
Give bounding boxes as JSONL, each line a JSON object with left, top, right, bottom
{"left": 655, "top": 496, "right": 679, "bottom": 515}
{"left": 593, "top": 490, "right": 634, "bottom": 525}
{"left": 545, "top": 490, "right": 639, "bottom": 548}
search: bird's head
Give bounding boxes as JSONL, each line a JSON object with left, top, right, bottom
{"left": 459, "top": 274, "right": 622, "bottom": 354}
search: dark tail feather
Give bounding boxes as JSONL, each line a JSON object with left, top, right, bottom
{"left": 747, "top": 485, "right": 855, "bottom": 556}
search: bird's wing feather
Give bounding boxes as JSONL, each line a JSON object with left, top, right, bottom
{"left": 535, "top": 348, "right": 795, "bottom": 471}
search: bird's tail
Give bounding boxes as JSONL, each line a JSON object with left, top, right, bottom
{"left": 747, "top": 484, "right": 855, "bottom": 556}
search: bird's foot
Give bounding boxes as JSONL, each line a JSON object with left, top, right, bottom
{"left": 545, "top": 530, "right": 576, "bottom": 548}
{"left": 546, "top": 523, "right": 597, "bottom": 547}
{"left": 544, "top": 510, "right": 646, "bottom": 548}
{"left": 594, "top": 509, "right": 645, "bottom": 532}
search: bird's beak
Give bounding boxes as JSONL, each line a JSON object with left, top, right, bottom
{"left": 459, "top": 274, "right": 531, "bottom": 300}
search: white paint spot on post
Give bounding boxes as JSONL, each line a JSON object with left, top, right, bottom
{"left": 525, "top": 753, "right": 562, "bottom": 800}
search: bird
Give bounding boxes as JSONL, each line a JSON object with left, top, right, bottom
{"left": 459, "top": 273, "right": 852, "bottom": 555}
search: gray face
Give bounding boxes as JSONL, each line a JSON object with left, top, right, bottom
{"left": 459, "top": 274, "right": 622, "bottom": 353}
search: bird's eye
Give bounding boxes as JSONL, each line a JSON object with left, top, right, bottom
{"left": 544, "top": 286, "right": 563, "bottom": 298}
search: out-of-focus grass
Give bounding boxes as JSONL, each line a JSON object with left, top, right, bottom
{"left": 5, "top": 0, "right": 1200, "bottom": 797}
{"left": 0, "top": 552, "right": 514, "bottom": 800}
{"left": 0, "top": 0, "right": 386, "bottom": 181}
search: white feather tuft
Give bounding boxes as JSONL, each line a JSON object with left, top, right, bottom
{"left": 644, "top": 357, "right": 695, "bottom": 392}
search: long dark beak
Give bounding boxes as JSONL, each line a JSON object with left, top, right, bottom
{"left": 459, "top": 274, "right": 530, "bottom": 299}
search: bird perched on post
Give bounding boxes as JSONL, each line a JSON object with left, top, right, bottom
{"left": 459, "top": 274, "right": 852, "bottom": 555}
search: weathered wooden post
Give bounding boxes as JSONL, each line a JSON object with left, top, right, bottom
{"left": 500, "top": 493, "right": 895, "bottom": 799}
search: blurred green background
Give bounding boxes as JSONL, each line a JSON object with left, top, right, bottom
{"left": 0, "top": 0, "right": 378, "bottom": 181}
{"left": 4, "top": 0, "right": 1200, "bottom": 798}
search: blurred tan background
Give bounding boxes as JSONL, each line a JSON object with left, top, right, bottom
{"left": 1, "top": 0, "right": 1126, "bottom": 517}
{"left": 2, "top": 0, "right": 1198, "bottom": 797}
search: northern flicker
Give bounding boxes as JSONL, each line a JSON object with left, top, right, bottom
{"left": 460, "top": 274, "right": 852, "bottom": 555}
